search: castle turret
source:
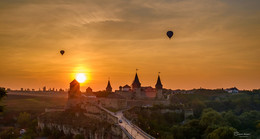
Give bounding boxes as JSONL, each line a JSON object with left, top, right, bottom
{"left": 66, "top": 79, "right": 81, "bottom": 109}
{"left": 155, "top": 75, "right": 163, "bottom": 89}
{"left": 68, "top": 79, "right": 81, "bottom": 98}
{"left": 155, "top": 74, "right": 163, "bottom": 99}
{"left": 132, "top": 73, "right": 141, "bottom": 89}
{"left": 106, "top": 80, "right": 112, "bottom": 92}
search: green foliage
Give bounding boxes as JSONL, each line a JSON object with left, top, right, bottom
{"left": 40, "top": 127, "right": 73, "bottom": 139}
{"left": 222, "top": 111, "right": 241, "bottom": 129}
{"left": 207, "top": 126, "right": 237, "bottom": 139}
{"left": 190, "top": 99, "right": 206, "bottom": 118}
{"left": 199, "top": 108, "right": 225, "bottom": 129}
{"left": 126, "top": 91, "right": 260, "bottom": 138}
{"left": 0, "top": 87, "right": 7, "bottom": 99}
{"left": 74, "top": 134, "right": 85, "bottom": 139}
{"left": 50, "top": 128, "right": 65, "bottom": 138}
{"left": 17, "top": 112, "right": 31, "bottom": 128}
{"left": 239, "top": 111, "right": 260, "bottom": 131}
{"left": 40, "top": 126, "right": 51, "bottom": 136}
{"left": 0, "top": 87, "right": 7, "bottom": 112}
{"left": 0, "top": 127, "right": 19, "bottom": 139}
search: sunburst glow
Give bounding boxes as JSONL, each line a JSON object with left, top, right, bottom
{"left": 75, "top": 73, "right": 87, "bottom": 83}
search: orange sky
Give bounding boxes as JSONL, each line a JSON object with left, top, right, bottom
{"left": 0, "top": 0, "right": 260, "bottom": 91}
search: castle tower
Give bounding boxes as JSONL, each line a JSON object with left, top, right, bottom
{"left": 155, "top": 74, "right": 163, "bottom": 99}
{"left": 106, "top": 80, "right": 112, "bottom": 92}
{"left": 68, "top": 79, "right": 81, "bottom": 98}
{"left": 66, "top": 79, "right": 81, "bottom": 109}
{"left": 132, "top": 72, "right": 144, "bottom": 99}
{"left": 132, "top": 73, "right": 141, "bottom": 90}
{"left": 155, "top": 75, "right": 163, "bottom": 89}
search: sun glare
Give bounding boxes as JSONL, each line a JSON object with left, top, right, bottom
{"left": 76, "top": 73, "right": 87, "bottom": 83}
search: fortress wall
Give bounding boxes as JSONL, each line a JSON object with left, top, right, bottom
{"left": 116, "top": 91, "right": 133, "bottom": 99}
{"left": 80, "top": 101, "right": 118, "bottom": 125}
{"left": 38, "top": 120, "right": 123, "bottom": 139}
{"left": 126, "top": 99, "right": 170, "bottom": 107}
{"left": 98, "top": 98, "right": 128, "bottom": 110}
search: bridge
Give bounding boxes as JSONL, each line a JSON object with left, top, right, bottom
{"left": 82, "top": 94, "right": 156, "bottom": 139}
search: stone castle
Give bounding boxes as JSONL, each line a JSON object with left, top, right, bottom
{"left": 66, "top": 72, "right": 169, "bottom": 110}
{"left": 109, "top": 72, "right": 164, "bottom": 100}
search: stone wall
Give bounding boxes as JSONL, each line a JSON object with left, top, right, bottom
{"left": 38, "top": 120, "right": 123, "bottom": 139}
{"left": 126, "top": 99, "right": 170, "bottom": 107}
{"left": 98, "top": 98, "right": 128, "bottom": 110}
{"left": 38, "top": 110, "right": 123, "bottom": 139}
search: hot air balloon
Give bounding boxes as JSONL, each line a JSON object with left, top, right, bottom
{"left": 166, "top": 31, "right": 174, "bottom": 39}
{"left": 60, "top": 50, "right": 65, "bottom": 55}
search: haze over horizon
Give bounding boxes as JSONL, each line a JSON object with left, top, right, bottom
{"left": 0, "top": 0, "right": 260, "bottom": 91}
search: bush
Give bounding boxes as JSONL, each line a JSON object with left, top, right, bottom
{"left": 0, "top": 127, "right": 19, "bottom": 139}
{"left": 74, "top": 134, "right": 85, "bottom": 139}
{"left": 17, "top": 112, "right": 31, "bottom": 128}
{"left": 207, "top": 126, "right": 237, "bottom": 139}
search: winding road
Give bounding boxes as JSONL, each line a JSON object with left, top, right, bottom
{"left": 82, "top": 94, "right": 155, "bottom": 139}
{"left": 97, "top": 104, "right": 155, "bottom": 139}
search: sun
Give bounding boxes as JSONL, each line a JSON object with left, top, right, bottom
{"left": 75, "top": 73, "right": 87, "bottom": 83}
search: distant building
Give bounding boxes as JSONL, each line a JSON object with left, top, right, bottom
{"left": 86, "top": 87, "right": 93, "bottom": 93}
{"left": 21, "top": 88, "right": 23, "bottom": 91}
{"left": 106, "top": 80, "right": 112, "bottom": 92}
{"left": 122, "top": 85, "right": 131, "bottom": 92}
{"left": 43, "top": 86, "right": 46, "bottom": 92}
{"left": 225, "top": 87, "right": 239, "bottom": 93}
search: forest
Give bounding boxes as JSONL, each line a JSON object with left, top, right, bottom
{"left": 124, "top": 89, "right": 260, "bottom": 138}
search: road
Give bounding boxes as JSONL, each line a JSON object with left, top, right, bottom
{"left": 82, "top": 94, "right": 155, "bottom": 139}
{"left": 97, "top": 104, "right": 155, "bottom": 139}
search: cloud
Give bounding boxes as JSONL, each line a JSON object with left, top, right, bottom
{"left": 0, "top": 0, "right": 260, "bottom": 90}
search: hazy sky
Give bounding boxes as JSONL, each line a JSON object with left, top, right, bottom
{"left": 0, "top": 0, "right": 260, "bottom": 91}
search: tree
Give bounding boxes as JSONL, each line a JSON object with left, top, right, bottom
{"left": 74, "top": 134, "right": 85, "bottom": 139}
{"left": 0, "top": 87, "right": 7, "bottom": 112}
{"left": 222, "top": 111, "right": 241, "bottom": 129}
{"left": 207, "top": 126, "right": 237, "bottom": 139}
{"left": 191, "top": 99, "right": 206, "bottom": 118}
{"left": 0, "top": 127, "right": 19, "bottom": 139}
{"left": 199, "top": 108, "right": 225, "bottom": 129}
{"left": 239, "top": 110, "right": 260, "bottom": 130}
{"left": 17, "top": 112, "right": 31, "bottom": 128}
{"left": 182, "top": 119, "right": 202, "bottom": 138}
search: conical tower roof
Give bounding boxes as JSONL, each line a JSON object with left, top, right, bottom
{"left": 132, "top": 73, "right": 141, "bottom": 88}
{"left": 155, "top": 75, "right": 163, "bottom": 89}
{"left": 106, "top": 80, "right": 112, "bottom": 92}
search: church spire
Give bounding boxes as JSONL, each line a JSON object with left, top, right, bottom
{"left": 132, "top": 71, "right": 141, "bottom": 89}
{"left": 106, "top": 79, "right": 112, "bottom": 92}
{"left": 155, "top": 73, "right": 163, "bottom": 89}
